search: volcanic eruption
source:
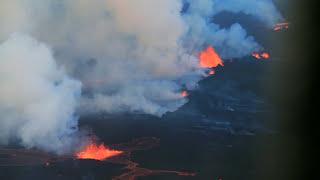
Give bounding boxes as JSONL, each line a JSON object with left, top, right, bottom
{"left": 75, "top": 142, "right": 123, "bottom": 161}
{"left": 0, "top": 0, "right": 285, "bottom": 154}
{"left": 199, "top": 46, "right": 224, "bottom": 68}
{"left": 0, "top": 0, "right": 287, "bottom": 179}
{"left": 0, "top": 137, "right": 195, "bottom": 180}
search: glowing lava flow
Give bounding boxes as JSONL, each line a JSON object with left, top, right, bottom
{"left": 76, "top": 142, "right": 123, "bottom": 161}
{"left": 107, "top": 137, "right": 196, "bottom": 180}
{"left": 0, "top": 137, "right": 196, "bottom": 179}
{"left": 199, "top": 46, "right": 224, "bottom": 68}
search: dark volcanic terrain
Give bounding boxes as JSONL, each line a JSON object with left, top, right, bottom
{"left": 1, "top": 58, "right": 279, "bottom": 180}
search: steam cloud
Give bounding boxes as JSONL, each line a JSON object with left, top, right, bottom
{"left": 0, "top": 33, "right": 81, "bottom": 154}
{"left": 0, "top": 0, "right": 283, "bottom": 153}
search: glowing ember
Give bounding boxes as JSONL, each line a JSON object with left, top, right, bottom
{"left": 252, "top": 52, "right": 270, "bottom": 60}
{"left": 209, "top": 70, "right": 215, "bottom": 75}
{"left": 199, "top": 46, "right": 224, "bottom": 68}
{"left": 260, "top": 52, "right": 270, "bottom": 59}
{"left": 252, "top": 52, "right": 261, "bottom": 59}
{"left": 181, "top": 90, "right": 188, "bottom": 97}
{"left": 273, "top": 22, "right": 289, "bottom": 31}
{"left": 76, "top": 142, "right": 122, "bottom": 161}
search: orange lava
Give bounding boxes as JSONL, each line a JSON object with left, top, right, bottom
{"left": 199, "top": 46, "right": 224, "bottom": 68}
{"left": 209, "top": 70, "right": 215, "bottom": 75}
{"left": 252, "top": 51, "right": 270, "bottom": 60}
{"left": 181, "top": 91, "right": 188, "bottom": 97}
{"left": 252, "top": 52, "right": 261, "bottom": 59}
{"left": 260, "top": 52, "right": 270, "bottom": 59}
{"left": 273, "top": 22, "right": 289, "bottom": 31}
{"left": 76, "top": 142, "right": 123, "bottom": 161}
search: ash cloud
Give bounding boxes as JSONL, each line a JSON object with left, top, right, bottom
{"left": 0, "top": 0, "right": 283, "bottom": 153}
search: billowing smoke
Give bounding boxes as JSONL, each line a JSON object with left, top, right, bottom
{"left": 182, "top": 0, "right": 284, "bottom": 59}
{"left": 0, "top": 0, "right": 283, "bottom": 153}
{"left": 0, "top": 33, "right": 81, "bottom": 154}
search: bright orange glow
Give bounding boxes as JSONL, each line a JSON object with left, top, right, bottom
{"left": 199, "top": 46, "right": 223, "bottom": 68}
{"left": 209, "top": 70, "right": 215, "bottom": 75}
{"left": 181, "top": 90, "right": 188, "bottom": 97}
{"left": 252, "top": 52, "right": 261, "bottom": 59}
{"left": 252, "top": 52, "right": 270, "bottom": 60}
{"left": 76, "top": 142, "right": 123, "bottom": 161}
{"left": 273, "top": 22, "right": 289, "bottom": 31}
{"left": 260, "top": 52, "right": 270, "bottom": 59}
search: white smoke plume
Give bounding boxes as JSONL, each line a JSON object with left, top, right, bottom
{"left": 182, "top": 0, "right": 284, "bottom": 59}
{"left": 0, "top": 33, "right": 82, "bottom": 154}
{"left": 0, "top": 0, "right": 283, "bottom": 153}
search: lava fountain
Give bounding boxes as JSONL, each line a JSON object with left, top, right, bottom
{"left": 76, "top": 142, "right": 123, "bottom": 161}
{"left": 199, "top": 46, "right": 224, "bottom": 68}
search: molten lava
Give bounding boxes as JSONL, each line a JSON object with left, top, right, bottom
{"left": 76, "top": 142, "right": 123, "bottom": 161}
{"left": 199, "top": 46, "right": 223, "bottom": 68}
{"left": 252, "top": 52, "right": 270, "bottom": 60}
{"left": 260, "top": 52, "right": 270, "bottom": 59}
{"left": 181, "top": 90, "right": 188, "bottom": 97}
{"left": 252, "top": 52, "right": 261, "bottom": 59}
